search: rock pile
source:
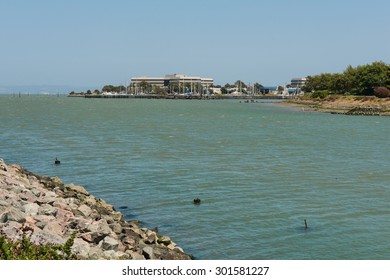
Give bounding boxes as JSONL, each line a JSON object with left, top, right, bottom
{"left": 345, "top": 106, "right": 385, "bottom": 116}
{"left": 0, "top": 159, "right": 191, "bottom": 260}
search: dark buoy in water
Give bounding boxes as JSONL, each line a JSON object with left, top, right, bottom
{"left": 304, "top": 219, "right": 308, "bottom": 230}
{"left": 55, "top": 158, "right": 61, "bottom": 165}
{"left": 193, "top": 198, "right": 201, "bottom": 205}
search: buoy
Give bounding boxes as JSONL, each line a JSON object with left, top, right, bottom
{"left": 193, "top": 198, "right": 201, "bottom": 204}
{"left": 55, "top": 158, "right": 61, "bottom": 165}
{"left": 304, "top": 219, "right": 308, "bottom": 230}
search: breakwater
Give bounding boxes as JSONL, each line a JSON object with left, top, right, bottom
{"left": 0, "top": 159, "right": 191, "bottom": 260}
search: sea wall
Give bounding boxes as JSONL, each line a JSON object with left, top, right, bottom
{"left": 0, "top": 159, "right": 191, "bottom": 260}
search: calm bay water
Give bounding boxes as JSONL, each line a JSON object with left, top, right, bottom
{"left": 1, "top": 95, "right": 389, "bottom": 259}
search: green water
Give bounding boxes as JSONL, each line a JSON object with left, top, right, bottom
{"left": 1, "top": 95, "right": 389, "bottom": 259}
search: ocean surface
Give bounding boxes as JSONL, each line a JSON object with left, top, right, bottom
{"left": 1, "top": 95, "right": 389, "bottom": 259}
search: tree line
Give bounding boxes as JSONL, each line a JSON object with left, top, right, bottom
{"left": 303, "top": 61, "right": 390, "bottom": 97}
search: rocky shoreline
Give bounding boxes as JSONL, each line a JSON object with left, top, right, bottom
{"left": 0, "top": 159, "right": 191, "bottom": 260}
{"left": 284, "top": 96, "right": 390, "bottom": 116}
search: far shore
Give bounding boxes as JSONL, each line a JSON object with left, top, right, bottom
{"left": 68, "top": 93, "right": 294, "bottom": 100}
{"left": 281, "top": 95, "right": 390, "bottom": 116}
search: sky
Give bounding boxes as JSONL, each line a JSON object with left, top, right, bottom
{"left": 1, "top": 0, "right": 390, "bottom": 91}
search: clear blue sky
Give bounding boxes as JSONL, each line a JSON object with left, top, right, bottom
{"left": 1, "top": 0, "right": 389, "bottom": 90}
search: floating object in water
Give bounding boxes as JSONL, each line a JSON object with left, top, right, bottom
{"left": 304, "top": 219, "right": 308, "bottom": 230}
{"left": 54, "top": 158, "right": 61, "bottom": 165}
{"left": 193, "top": 198, "right": 201, "bottom": 204}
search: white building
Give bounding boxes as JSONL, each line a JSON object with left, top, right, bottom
{"left": 290, "top": 77, "right": 307, "bottom": 88}
{"left": 131, "top": 74, "right": 213, "bottom": 88}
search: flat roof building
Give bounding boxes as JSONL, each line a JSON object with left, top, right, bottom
{"left": 290, "top": 77, "right": 307, "bottom": 88}
{"left": 131, "top": 74, "right": 213, "bottom": 87}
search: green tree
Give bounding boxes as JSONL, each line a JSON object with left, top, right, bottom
{"left": 303, "top": 61, "right": 390, "bottom": 95}
{"left": 102, "top": 85, "right": 114, "bottom": 92}
{"left": 353, "top": 61, "right": 390, "bottom": 95}
{"left": 234, "top": 80, "right": 247, "bottom": 91}
{"left": 139, "top": 81, "right": 149, "bottom": 93}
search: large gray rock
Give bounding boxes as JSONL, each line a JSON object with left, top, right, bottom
{"left": 157, "top": 235, "right": 172, "bottom": 246}
{"left": 66, "top": 184, "right": 89, "bottom": 196}
{"left": 77, "top": 204, "right": 92, "bottom": 217}
{"left": 83, "top": 220, "right": 112, "bottom": 243}
{"left": 151, "top": 244, "right": 192, "bottom": 260}
{"left": 43, "top": 220, "right": 64, "bottom": 236}
{"left": 0, "top": 221, "right": 23, "bottom": 240}
{"left": 142, "top": 246, "right": 155, "bottom": 259}
{"left": 101, "top": 236, "right": 119, "bottom": 251}
{"left": 30, "top": 230, "right": 65, "bottom": 245}
{"left": 102, "top": 250, "right": 129, "bottom": 260}
{"left": 23, "top": 202, "right": 40, "bottom": 215}
{"left": 145, "top": 231, "right": 157, "bottom": 244}
{"left": 38, "top": 204, "right": 57, "bottom": 216}
{"left": 72, "top": 238, "right": 92, "bottom": 259}
{"left": 2, "top": 208, "right": 27, "bottom": 223}
{"left": 55, "top": 208, "right": 74, "bottom": 225}
{"left": 109, "top": 222, "right": 122, "bottom": 234}
{"left": 0, "top": 201, "right": 9, "bottom": 208}
{"left": 19, "top": 190, "right": 38, "bottom": 203}
{"left": 130, "top": 251, "right": 145, "bottom": 260}
{"left": 88, "top": 246, "right": 104, "bottom": 259}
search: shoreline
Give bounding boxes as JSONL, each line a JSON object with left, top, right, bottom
{"left": 0, "top": 159, "right": 191, "bottom": 260}
{"left": 68, "top": 93, "right": 293, "bottom": 100}
{"left": 281, "top": 95, "right": 390, "bottom": 116}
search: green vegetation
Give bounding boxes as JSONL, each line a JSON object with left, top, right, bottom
{"left": 303, "top": 61, "right": 390, "bottom": 96}
{"left": 0, "top": 232, "right": 77, "bottom": 260}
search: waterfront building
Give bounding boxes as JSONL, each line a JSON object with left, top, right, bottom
{"left": 131, "top": 74, "right": 213, "bottom": 89}
{"left": 290, "top": 77, "right": 307, "bottom": 88}
{"left": 130, "top": 74, "right": 213, "bottom": 95}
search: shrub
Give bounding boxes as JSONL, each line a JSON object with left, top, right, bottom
{"left": 311, "top": 90, "right": 329, "bottom": 99}
{"left": 0, "top": 232, "right": 77, "bottom": 260}
{"left": 373, "top": 87, "right": 390, "bottom": 98}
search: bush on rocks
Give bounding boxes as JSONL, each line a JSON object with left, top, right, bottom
{"left": 0, "top": 232, "right": 77, "bottom": 260}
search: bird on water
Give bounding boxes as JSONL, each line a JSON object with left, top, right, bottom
{"left": 55, "top": 158, "right": 61, "bottom": 165}
{"left": 193, "top": 198, "right": 201, "bottom": 204}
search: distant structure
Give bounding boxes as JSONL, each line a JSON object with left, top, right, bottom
{"left": 288, "top": 77, "right": 307, "bottom": 94}
{"left": 290, "top": 78, "right": 307, "bottom": 88}
{"left": 131, "top": 74, "right": 213, "bottom": 94}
